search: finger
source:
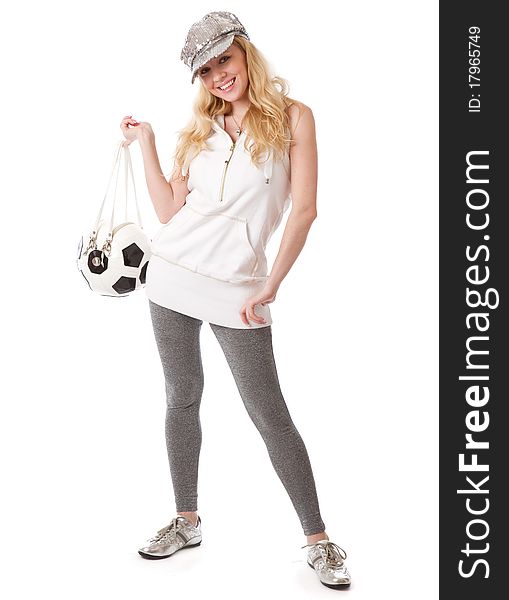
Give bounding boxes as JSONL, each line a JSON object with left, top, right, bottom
{"left": 120, "top": 121, "right": 138, "bottom": 131}
{"left": 239, "top": 307, "right": 250, "bottom": 327}
{"left": 247, "top": 304, "right": 266, "bottom": 324}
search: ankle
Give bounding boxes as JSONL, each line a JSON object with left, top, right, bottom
{"left": 306, "top": 531, "right": 329, "bottom": 545}
{"left": 177, "top": 511, "right": 198, "bottom": 526}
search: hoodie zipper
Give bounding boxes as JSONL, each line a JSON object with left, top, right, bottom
{"left": 215, "top": 115, "right": 272, "bottom": 201}
{"left": 216, "top": 114, "right": 241, "bottom": 203}
{"left": 219, "top": 140, "right": 236, "bottom": 202}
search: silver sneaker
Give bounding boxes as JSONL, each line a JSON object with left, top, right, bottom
{"left": 138, "top": 515, "right": 202, "bottom": 559}
{"left": 301, "top": 539, "right": 351, "bottom": 588}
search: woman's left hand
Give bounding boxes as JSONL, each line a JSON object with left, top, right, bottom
{"left": 239, "top": 283, "right": 278, "bottom": 327}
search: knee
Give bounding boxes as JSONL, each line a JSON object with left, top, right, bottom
{"left": 165, "top": 375, "right": 203, "bottom": 409}
{"left": 253, "top": 412, "right": 297, "bottom": 439}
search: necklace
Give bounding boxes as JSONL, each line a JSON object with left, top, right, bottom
{"left": 229, "top": 113, "right": 243, "bottom": 136}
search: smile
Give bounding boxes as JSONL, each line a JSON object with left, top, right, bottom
{"left": 218, "top": 77, "right": 236, "bottom": 91}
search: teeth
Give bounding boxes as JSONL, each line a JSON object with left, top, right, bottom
{"left": 219, "top": 78, "right": 235, "bottom": 90}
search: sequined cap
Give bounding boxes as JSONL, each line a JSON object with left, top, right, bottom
{"left": 180, "top": 11, "right": 250, "bottom": 84}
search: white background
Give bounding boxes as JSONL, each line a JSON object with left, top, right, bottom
{"left": 1, "top": 1, "right": 438, "bottom": 598}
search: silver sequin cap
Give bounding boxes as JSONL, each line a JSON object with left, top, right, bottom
{"left": 180, "top": 11, "right": 250, "bottom": 84}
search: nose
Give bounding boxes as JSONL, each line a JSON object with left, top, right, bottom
{"left": 213, "top": 66, "right": 227, "bottom": 78}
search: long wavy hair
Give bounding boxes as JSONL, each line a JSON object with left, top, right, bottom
{"left": 170, "top": 36, "right": 299, "bottom": 180}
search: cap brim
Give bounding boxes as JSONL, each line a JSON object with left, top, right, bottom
{"left": 191, "top": 32, "right": 236, "bottom": 83}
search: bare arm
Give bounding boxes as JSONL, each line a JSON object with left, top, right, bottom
{"left": 266, "top": 102, "right": 318, "bottom": 291}
{"left": 137, "top": 129, "right": 184, "bottom": 224}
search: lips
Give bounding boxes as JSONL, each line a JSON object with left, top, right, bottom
{"left": 217, "top": 77, "right": 236, "bottom": 90}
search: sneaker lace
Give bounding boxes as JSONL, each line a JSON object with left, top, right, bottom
{"left": 148, "top": 516, "right": 187, "bottom": 545}
{"left": 301, "top": 540, "right": 348, "bottom": 567}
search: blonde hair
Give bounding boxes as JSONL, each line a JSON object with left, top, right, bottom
{"left": 171, "top": 36, "right": 300, "bottom": 181}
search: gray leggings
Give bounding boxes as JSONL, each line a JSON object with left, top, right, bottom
{"left": 148, "top": 299, "right": 326, "bottom": 536}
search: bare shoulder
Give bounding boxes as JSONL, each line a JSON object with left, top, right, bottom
{"left": 285, "top": 100, "right": 315, "bottom": 140}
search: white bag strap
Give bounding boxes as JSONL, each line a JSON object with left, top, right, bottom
{"left": 90, "top": 140, "right": 144, "bottom": 242}
{"left": 124, "top": 141, "right": 143, "bottom": 228}
{"left": 91, "top": 140, "right": 123, "bottom": 237}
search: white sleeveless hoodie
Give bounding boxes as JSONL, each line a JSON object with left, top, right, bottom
{"left": 145, "top": 114, "right": 292, "bottom": 329}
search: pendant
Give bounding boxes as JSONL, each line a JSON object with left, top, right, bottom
{"left": 235, "top": 128, "right": 241, "bottom": 135}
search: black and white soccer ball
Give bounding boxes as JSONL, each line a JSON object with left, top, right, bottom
{"left": 77, "top": 220, "right": 152, "bottom": 297}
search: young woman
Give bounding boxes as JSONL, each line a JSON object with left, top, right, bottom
{"left": 120, "top": 11, "right": 351, "bottom": 589}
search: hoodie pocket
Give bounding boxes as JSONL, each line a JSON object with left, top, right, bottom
{"left": 153, "top": 205, "right": 258, "bottom": 282}
{"left": 150, "top": 204, "right": 193, "bottom": 249}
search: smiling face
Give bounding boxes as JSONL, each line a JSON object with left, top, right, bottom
{"left": 197, "top": 41, "right": 249, "bottom": 102}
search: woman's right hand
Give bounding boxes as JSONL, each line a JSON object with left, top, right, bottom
{"left": 119, "top": 115, "right": 154, "bottom": 145}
